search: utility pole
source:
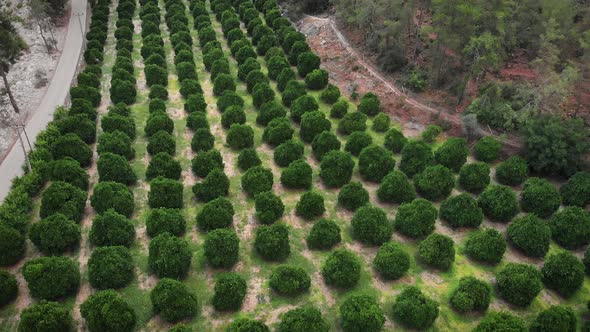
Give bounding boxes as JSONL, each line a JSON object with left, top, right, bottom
{"left": 74, "top": 12, "right": 84, "bottom": 37}
{"left": 12, "top": 125, "right": 32, "bottom": 173}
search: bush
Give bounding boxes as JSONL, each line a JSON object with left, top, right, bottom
{"left": 145, "top": 64, "right": 168, "bottom": 86}
{"left": 196, "top": 197, "right": 235, "bottom": 231}
{"left": 40, "top": 181, "right": 87, "bottom": 222}
{"left": 204, "top": 228, "right": 239, "bottom": 269}
{"left": 277, "top": 67, "right": 296, "bottom": 92}
{"left": 458, "top": 162, "right": 490, "bottom": 193}
{"left": 246, "top": 70, "right": 267, "bottom": 93}
{"left": 146, "top": 208, "right": 185, "bottom": 238}
{"left": 561, "top": 171, "right": 590, "bottom": 207}
{"left": 50, "top": 133, "right": 92, "bottom": 166}
{"left": 496, "top": 156, "right": 528, "bottom": 186}
{"left": 520, "top": 177, "right": 561, "bottom": 218}
{"left": 149, "top": 84, "right": 168, "bottom": 100}
{"left": 263, "top": 117, "right": 294, "bottom": 146}
{"left": 0, "top": 222, "right": 24, "bottom": 266}
{"left": 217, "top": 91, "right": 244, "bottom": 113}
{"left": 321, "top": 249, "right": 361, "bottom": 289}
{"left": 23, "top": 256, "right": 79, "bottom": 300}
{"left": 351, "top": 205, "right": 392, "bottom": 245}
{"left": 307, "top": 219, "right": 341, "bottom": 250}
{"left": 357, "top": 93, "right": 381, "bottom": 116}
{"left": 97, "top": 152, "right": 137, "bottom": 184}
{"left": 339, "top": 294, "right": 384, "bottom": 332}
{"left": 278, "top": 306, "right": 329, "bottom": 332}
{"left": 211, "top": 59, "right": 230, "bottom": 80}
{"left": 531, "top": 305, "right": 577, "bottom": 332}
{"left": 279, "top": 159, "right": 311, "bottom": 190}
{"left": 91, "top": 181, "right": 134, "bottom": 217}
{"left": 373, "top": 242, "right": 410, "bottom": 280}
{"left": 191, "top": 149, "right": 223, "bottom": 178}
{"left": 474, "top": 136, "right": 501, "bottom": 162}
{"left": 151, "top": 278, "right": 198, "bottom": 322}
{"left": 290, "top": 95, "right": 319, "bottom": 123}
{"left": 269, "top": 265, "right": 311, "bottom": 296}
{"left": 421, "top": 125, "right": 442, "bottom": 143}
{"left": 541, "top": 251, "right": 584, "bottom": 298}
{"left": 383, "top": 128, "right": 407, "bottom": 153}
{"left": 227, "top": 124, "right": 254, "bottom": 150}
{"left": 330, "top": 99, "right": 348, "bottom": 119}
{"left": 399, "top": 141, "right": 433, "bottom": 177}
{"left": 358, "top": 145, "right": 395, "bottom": 182}
{"left": 81, "top": 290, "right": 136, "bottom": 332}
{"left": 191, "top": 128, "right": 213, "bottom": 152}
{"left": 237, "top": 57, "right": 261, "bottom": 81}
{"left": 344, "top": 131, "right": 372, "bottom": 156}
{"left": 255, "top": 191, "right": 284, "bottom": 225}
{"left": 338, "top": 112, "right": 367, "bottom": 135}
{"left": 255, "top": 223, "right": 290, "bottom": 261}
{"left": 338, "top": 182, "right": 369, "bottom": 211}
{"left": 237, "top": 148, "right": 262, "bottom": 171}
{"left": 226, "top": 318, "right": 269, "bottom": 332}
{"left": 295, "top": 191, "right": 325, "bottom": 220}
{"left": 110, "top": 79, "right": 136, "bottom": 105}
{"left": 88, "top": 246, "right": 133, "bottom": 290}
{"left": 414, "top": 165, "right": 455, "bottom": 201}
{"left": 212, "top": 273, "right": 247, "bottom": 312}
{"left": 257, "top": 101, "right": 286, "bottom": 126}
{"left": 320, "top": 84, "right": 340, "bottom": 104}
{"left": 187, "top": 112, "right": 209, "bottom": 132}
{"left": 185, "top": 94, "right": 207, "bottom": 113}
{"left": 305, "top": 69, "right": 329, "bottom": 90}
{"left": 464, "top": 228, "right": 506, "bottom": 264}
{"left": 242, "top": 166, "right": 274, "bottom": 197}
{"left": 55, "top": 113, "right": 96, "bottom": 144}
{"left": 98, "top": 130, "right": 135, "bottom": 160}
{"left": 300, "top": 111, "right": 331, "bottom": 143}
{"left": 297, "top": 52, "right": 320, "bottom": 77}
{"left": 549, "top": 207, "right": 590, "bottom": 249}
{"left": 253, "top": 83, "right": 276, "bottom": 109}
{"left": 0, "top": 270, "right": 17, "bottom": 306}
{"left": 30, "top": 214, "right": 80, "bottom": 255}
{"left": 149, "top": 233, "right": 191, "bottom": 279}
{"left": 213, "top": 73, "right": 236, "bottom": 96}
{"left": 440, "top": 194, "right": 483, "bottom": 228}
{"left": 311, "top": 131, "right": 341, "bottom": 161}
{"left": 372, "top": 112, "right": 390, "bottom": 132}
{"left": 90, "top": 209, "right": 135, "bottom": 247}
{"left": 392, "top": 286, "right": 439, "bottom": 330}
{"left": 145, "top": 112, "right": 174, "bottom": 137}
{"left": 477, "top": 185, "right": 519, "bottom": 222}
{"left": 507, "top": 214, "right": 550, "bottom": 257}
{"left": 47, "top": 157, "right": 89, "bottom": 190}
{"left": 473, "top": 312, "right": 527, "bottom": 332}
{"left": 146, "top": 152, "right": 181, "bottom": 180}
{"left": 394, "top": 199, "right": 437, "bottom": 238}
{"left": 319, "top": 150, "right": 355, "bottom": 188}
{"left": 450, "top": 276, "right": 491, "bottom": 313}
{"left": 377, "top": 170, "right": 416, "bottom": 204}
{"left": 149, "top": 130, "right": 176, "bottom": 155}
{"left": 435, "top": 138, "right": 469, "bottom": 171}
{"left": 417, "top": 233, "right": 455, "bottom": 271}
{"left": 282, "top": 80, "right": 307, "bottom": 107}
{"left": 193, "top": 168, "right": 229, "bottom": 202}
{"left": 19, "top": 302, "right": 72, "bottom": 332}
{"left": 497, "top": 263, "right": 542, "bottom": 307}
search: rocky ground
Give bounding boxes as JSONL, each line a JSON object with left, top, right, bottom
{"left": 0, "top": 0, "right": 68, "bottom": 158}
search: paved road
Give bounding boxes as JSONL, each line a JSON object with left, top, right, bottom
{"left": 0, "top": 0, "right": 88, "bottom": 203}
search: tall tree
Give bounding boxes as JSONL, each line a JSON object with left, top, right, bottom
{"left": 0, "top": 3, "right": 27, "bottom": 114}
{"left": 28, "top": 0, "right": 57, "bottom": 53}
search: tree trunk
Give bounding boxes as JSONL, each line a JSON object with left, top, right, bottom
{"left": 1, "top": 70, "right": 20, "bottom": 113}
{"left": 38, "top": 22, "right": 52, "bottom": 53}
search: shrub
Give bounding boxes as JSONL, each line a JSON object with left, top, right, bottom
{"left": 227, "top": 124, "right": 254, "bottom": 150}
{"left": 311, "top": 131, "right": 341, "bottom": 161}
{"left": 330, "top": 99, "right": 348, "bottom": 119}
{"left": 560, "top": 171, "right": 590, "bottom": 207}
{"left": 307, "top": 218, "right": 341, "bottom": 250}
{"left": 145, "top": 64, "right": 168, "bottom": 86}
{"left": 399, "top": 141, "right": 434, "bottom": 177}
{"left": 257, "top": 101, "right": 286, "bottom": 126}
{"left": 458, "top": 162, "right": 490, "bottom": 193}
{"left": 506, "top": 214, "right": 550, "bottom": 258}
{"left": 55, "top": 113, "right": 96, "bottom": 144}
{"left": 269, "top": 265, "right": 311, "bottom": 296}
{"left": 421, "top": 125, "right": 442, "bottom": 143}
{"left": 191, "top": 128, "right": 213, "bottom": 152}
{"left": 338, "top": 182, "right": 369, "bottom": 211}
{"left": 146, "top": 208, "right": 185, "bottom": 238}
{"left": 297, "top": 52, "right": 320, "bottom": 77}
{"left": 0, "top": 270, "right": 17, "bottom": 306}
{"left": 98, "top": 130, "right": 135, "bottom": 160}
{"left": 30, "top": 214, "right": 80, "bottom": 255}
{"left": 47, "top": 158, "right": 89, "bottom": 190}
{"left": 295, "top": 191, "right": 325, "bottom": 220}
{"left": 464, "top": 228, "right": 506, "bottom": 264}
{"left": 192, "top": 149, "right": 223, "bottom": 178}
{"left": 217, "top": 91, "right": 244, "bottom": 113}
{"left": 237, "top": 47, "right": 258, "bottom": 66}
{"left": 263, "top": 117, "right": 294, "bottom": 146}
{"left": 278, "top": 306, "right": 329, "bottom": 332}
{"left": 541, "top": 251, "right": 584, "bottom": 298}
{"left": 440, "top": 194, "right": 483, "bottom": 228}
{"left": 213, "top": 73, "right": 236, "bottom": 96}
{"left": 450, "top": 276, "right": 491, "bottom": 313}
{"left": 145, "top": 112, "right": 174, "bottom": 137}
{"left": 91, "top": 181, "right": 134, "bottom": 217}
{"left": 319, "top": 150, "right": 354, "bottom": 188}
{"left": 193, "top": 168, "right": 229, "bottom": 202}
{"left": 237, "top": 148, "right": 262, "bottom": 171}
{"left": 149, "top": 130, "right": 176, "bottom": 155}
{"left": 246, "top": 69, "right": 267, "bottom": 93}
{"left": 255, "top": 191, "right": 284, "bottom": 224}
{"left": 338, "top": 112, "right": 367, "bottom": 135}
{"left": 277, "top": 67, "right": 296, "bottom": 92}
{"left": 23, "top": 256, "right": 79, "bottom": 300}
{"left": 300, "top": 111, "right": 331, "bottom": 143}
{"left": 187, "top": 112, "right": 209, "bottom": 132}
{"left": 18, "top": 302, "right": 72, "bottom": 332}
{"left": 110, "top": 79, "right": 136, "bottom": 105}
{"left": 88, "top": 246, "right": 133, "bottom": 290}
{"left": 212, "top": 273, "right": 247, "bottom": 312}
{"left": 81, "top": 290, "right": 136, "bottom": 332}
{"left": 392, "top": 286, "right": 439, "bottom": 330}
{"left": 290, "top": 95, "right": 319, "bottom": 123}
{"left": 414, "top": 165, "right": 455, "bottom": 201}
{"left": 151, "top": 278, "right": 198, "bottom": 322}
{"left": 196, "top": 197, "right": 234, "bottom": 231}
{"left": 146, "top": 152, "right": 181, "bottom": 180}
{"left": 477, "top": 185, "right": 519, "bottom": 222}
{"left": 0, "top": 223, "right": 25, "bottom": 266}
{"left": 321, "top": 249, "right": 361, "bottom": 289}
{"left": 211, "top": 59, "right": 231, "bottom": 80}
{"left": 97, "top": 152, "right": 137, "bottom": 184}
{"left": 473, "top": 312, "right": 526, "bottom": 332}
{"left": 238, "top": 57, "right": 261, "bottom": 81}
{"left": 496, "top": 156, "right": 528, "bottom": 186}
{"left": 242, "top": 166, "right": 274, "bottom": 197}
{"left": 280, "top": 159, "right": 313, "bottom": 190}
{"left": 89, "top": 209, "right": 135, "bottom": 247}
{"left": 281, "top": 80, "right": 306, "bottom": 107}
{"left": 185, "top": 93, "right": 207, "bottom": 113}
{"left": 255, "top": 223, "right": 290, "bottom": 261}
{"left": 267, "top": 56, "right": 290, "bottom": 80}
{"left": 351, "top": 205, "right": 392, "bottom": 245}
{"left": 377, "top": 170, "right": 416, "bottom": 204}
{"left": 226, "top": 318, "right": 269, "bottom": 332}
{"left": 344, "top": 131, "right": 372, "bottom": 156}
{"left": 339, "top": 294, "right": 384, "bottom": 332}
{"left": 520, "top": 177, "right": 561, "bottom": 218}
{"left": 372, "top": 112, "right": 391, "bottom": 132}
{"left": 435, "top": 138, "right": 469, "bottom": 171}
{"left": 497, "top": 263, "right": 542, "bottom": 307}
{"left": 357, "top": 93, "right": 381, "bottom": 116}
{"left": 40, "top": 181, "right": 86, "bottom": 222}
{"left": 149, "top": 233, "right": 191, "bottom": 279}
{"left": 532, "top": 306, "right": 578, "bottom": 332}
{"left": 383, "top": 128, "right": 407, "bottom": 153}
{"left": 474, "top": 136, "right": 501, "bottom": 162}
{"left": 394, "top": 199, "right": 437, "bottom": 238}
{"left": 549, "top": 207, "right": 590, "bottom": 249}
{"left": 358, "top": 145, "right": 395, "bottom": 182}
{"left": 320, "top": 84, "right": 340, "bottom": 104}
{"left": 204, "top": 228, "right": 239, "bottom": 269}
{"left": 417, "top": 233, "right": 455, "bottom": 271}
{"left": 373, "top": 242, "right": 410, "bottom": 280}
{"left": 50, "top": 133, "right": 92, "bottom": 166}
{"left": 305, "top": 69, "right": 329, "bottom": 90}
{"left": 149, "top": 84, "right": 168, "bottom": 100}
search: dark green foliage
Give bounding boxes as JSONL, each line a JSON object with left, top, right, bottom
{"left": 110, "top": 79, "right": 136, "bottom": 105}
{"left": 507, "top": 214, "right": 551, "bottom": 257}
{"left": 176, "top": 61, "right": 197, "bottom": 82}
{"left": 263, "top": 117, "right": 294, "bottom": 146}
{"left": 290, "top": 95, "right": 319, "bottom": 123}
{"left": 193, "top": 168, "right": 230, "bottom": 202}
{"left": 212, "top": 273, "right": 247, "bottom": 311}
{"left": 185, "top": 94, "right": 208, "bottom": 113}
{"left": 47, "top": 158, "right": 89, "bottom": 190}
{"left": 496, "top": 156, "right": 528, "bottom": 186}
{"left": 226, "top": 318, "right": 269, "bottom": 332}
{"left": 371, "top": 113, "right": 390, "bottom": 133}
{"left": 267, "top": 56, "right": 290, "bottom": 80}
{"left": 300, "top": 111, "right": 331, "bottom": 143}
{"left": 218, "top": 91, "right": 244, "bottom": 113}
{"left": 89, "top": 209, "right": 134, "bottom": 247}
{"left": 440, "top": 194, "right": 483, "bottom": 228}
{"left": 145, "top": 64, "right": 168, "bottom": 86}
{"left": 473, "top": 312, "right": 526, "bottom": 332}
{"left": 377, "top": 170, "right": 416, "bottom": 204}
{"left": 561, "top": 171, "right": 590, "bottom": 207}
{"left": 213, "top": 73, "right": 236, "bottom": 96}
{"left": 88, "top": 246, "right": 133, "bottom": 290}
{"left": 23, "top": 256, "right": 79, "bottom": 300}
{"left": 530, "top": 306, "right": 577, "bottom": 332}
{"left": 330, "top": 99, "right": 349, "bottom": 119}
{"left": 151, "top": 278, "right": 198, "bottom": 322}
{"left": 146, "top": 208, "right": 186, "bottom": 238}
{"left": 520, "top": 177, "right": 561, "bottom": 218}
{"left": 421, "top": 125, "right": 442, "bottom": 143}
{"left": 373, "top": 242, "right": 410, "bottom": 280}
{"left": 98, "top": 130, "right": 135, "bottom": 160}
{"left": 280, "top": 159, "right": 313, "bottom": 189}
{"left": 30, "top": 214, "right": 80, "bottom": 255}
{"left": 450, "top": 277, "right": 491, "bottom": 313}
{"left": 196, "top": 197, "right": 234, "bottom": 231}
{"left": 55, "top": 114, "right": 96, "bottom": 144}
{"left": 392, "top": 286, "right": 439, "bottom": 330}
{"left": 320, "top": 84, "right": 340, "bottom": 104}
{"left": 394, "top": 198, "right": 437, "bottom": 238}
{"left": 297, "top": 52, "right": 320, "bottom": 77}
{"left": 338, "top": 112, "right": 367, "bottom": 135}
{"left": 246, "top": 70, "right": 267, "bottom": 93}
{"left": 0, "top": 223, "right": 25, "bottom": 266}
{"left": 435, "top": 138, "right": 469, "bottom": 171}
{"left": 50, "top": 133, "right": 92, "bottom": 166}
{"left": 179, "top": 79, "right": 203, "bottom": 99}
{"left": 255, "top": 191, "right": 284, "bottom": 225}
{"left": 191, "top": 128, "right": 213, "bottom": 152}
{"left": 269, "top": 265, "right": 311, "bottom": 296}
{"left": 70, "top": 98, "right": 97, "bottom": 119}
{"left": 281, "top": 80, "right": 306, "bottom": 107}
{"left": 257, "top": 101, "right": 286, "bottom": 126}
{"left": 277, "top": 67, "right": 296, "bottom": 92}
{"left": 414, "top": 165, "right": 455, "bottom": 201}
{"left": 474, "top": 136, "right": 501, "bottom": 162}
{"left": 464, "top": 228, "right": 506, "bottom": 264}
{"left": 549, "top": 207, "right": 590, "bottom": 249}
{"left": 351, "top": 205, "right": 392, "bottom": 245}
{"left": 357, "top": 93, "right": 381, "bottom": 116}
{"left": 70, "top": 85, "right": 101, "bottom": 107}
{"left": 149, "top": 130, "right": 176, "bottom": 155}
{"left": 477, "top": 185, "right": 519, "bottom": 222}
{"left": 497, "top": 263, "right": 542, "bottom": 307}
{"left": 295, "top": 191, "right": 325, "bottom": 220}
{"left": 148, "top": 98, "right": 166, "bottom": 114}
{"left": 237, "top": 148, "right": 262, "bottom": 171}
{"left": 226, "top": 124, "right": 254, "bottom": 150}
{"left": 358, "top": 145, "right": 395, "bottom": 182}
{"left": 277, "top": 306, "right": 329, "bottom": 332}
{"left": 145, "top": 113, "right": 174, "bottom": 138}
{"left": 383, "top": 128, "right": 407, "bottom": 153}
{"left": 149, "top": 233, "right": 191, "bottom": 279}
{"left": 255, "top": 223, "right": 290, "bottom": 261}
{"left": 18, "top": 302, "right": 72, "bottom": 332}
{"left": 149, "top": 84, "right": 169, "bottom": 100}
{"left": 338, "top": 182, "right": 369, "bottom": 211}
{"left": 417, "top": 233, "right": 455, "bottom": 270}
{"left": 344, "top": 131, "right": 372, "bottom": 156}
{"left": 101, "top": 113, "right": 136, "bottom": 140}
{"left": 458, "top": 162, "right": 490, "bottom": 193}
{"left": 146, "top": 153, "right": 181, "bottom": 181}
{"left": 340, "top": 294, "right": 384, "bottom": 332}
{"left": 307, "top": 219, "right": 341, "bottom": 250}
{"left": 187, "top": 112, "right": 209, "bottom": 132}
{"left": 91, "top": 181, "right": 134, "bottom": 217}
{"left": 399, "top": 141, "right": 434, "bottom": 177}
{"left": 311, "top": 131, "right": 340, "bottom": 161}
{"left": 40, "top": 181, "right": 86, "bottom": 222}
{"left": 319, "top": 150, "right": 354, "bottom": 187}
{"left": 204, "top": 229, "right": 239, "bottom": 269}
{"left": 0, "top": 270, "right": 17, "bottom": 307}
{"left": 321, "top": 249, "right": 361, "bottom": 289}
{"left": 238, "top": 57, "right": 261, "bottom": 81}
{"left": 242, "top": 166, "right": 274, "bottom": 197}
{"left": 211, "top": 59, "right": 231, "bottom": 80}
{"left": 541, "top": 252, "right": 584, "bottom": 298}
{"left": 305, "top": 69, "right": 329, "bottom": 90}
{"left": 81, "top": 290, "right": 136, "bottom": 332}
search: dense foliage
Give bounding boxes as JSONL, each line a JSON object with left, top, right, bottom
{"left": 392, "top": 286, "right": 439, "bottom": 330}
